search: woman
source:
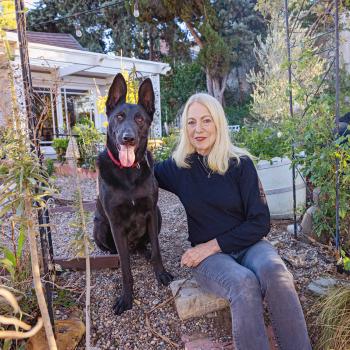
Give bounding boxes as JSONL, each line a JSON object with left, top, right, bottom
{"left": 154, "top": 93, "right": 311, "bottom": 350}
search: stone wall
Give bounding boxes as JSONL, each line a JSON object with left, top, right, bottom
{"left": 0, "top": 40, "right": 13, "bottom": 127}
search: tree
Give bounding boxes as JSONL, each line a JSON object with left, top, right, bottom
{"left": 161, "top": 61, "right": 206, "bottom": 124}
{"left": 27, "top": 0, "right": 266, "bottom": 105}
{"left": 137, "top": 0, "right": 265, "bottom": 104}
{"left": 27, "top": 0, "right": 108, "bottom": 53}
{"left": 27, "top": 0, "right": 192, "bottom": 61}
{"left": 247, "top": 15, "right": 327, "bottom": 124}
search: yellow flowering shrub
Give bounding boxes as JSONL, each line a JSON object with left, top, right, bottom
{"left": 96, "top": 67, "right": 140, "bottom": 116}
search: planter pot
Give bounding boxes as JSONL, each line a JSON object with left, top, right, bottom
{"left": 54, "top": 163, "right": 97, "bottom": 179}
{"left": 257, "top": 157, "right": 306, "bottom": 220}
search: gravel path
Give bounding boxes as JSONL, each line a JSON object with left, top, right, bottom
{"left": 49, "top": 175, "right": 338, "bottom": 349}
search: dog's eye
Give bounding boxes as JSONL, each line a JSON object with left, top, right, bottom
{"left": 116, "top": 114, "right": 124, "bottom": 121}
{"left": 135, "top": 115, "right": 144, "bottom": 124}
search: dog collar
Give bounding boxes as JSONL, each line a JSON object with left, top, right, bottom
{"left": 107, "top": 147, "right": 140, "bottom": 169}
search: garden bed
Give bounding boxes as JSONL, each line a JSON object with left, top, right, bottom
{"left": 39, "top": 175, "right": 346, "bottom": 349}
{"left": 0, "top": 173, "right": 346, "bottom": 349}
{"left": 54, "top": 163, "right": 98, "bottom": 179}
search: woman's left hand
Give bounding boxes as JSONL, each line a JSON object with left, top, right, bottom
{"left": 181, "top": 239, "right": 221, "bottom": 268}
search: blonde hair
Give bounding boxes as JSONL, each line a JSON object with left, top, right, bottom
{"left": 172, "top": 93, "right": 252, "bottom": 174}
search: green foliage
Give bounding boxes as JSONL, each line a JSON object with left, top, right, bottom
{"left": 341, "top": 250, "right": 350, "bottom": 271}
{"left": 0, "top": 129, "right": 51, "bottom": 218}
{"left": 232, "top": 126, "right": 289, "bottom": 160}
{"left": 224, "top": 102, "right": 252, "bottom": 125}
{"left": 45, "top": 158, "right": 55, "bottom": 177}
{"left": 28, "top": 0, "right": 192, "bottom": 61}
{"left": 0, "top": 226, "right": 27, "bottom": 281}
{"left": 198, "top": 22, "right": 231, "bottom": 79}
{"left": 151, "top": 133, "right": 179, "bottom": 162}
{"left": 161, "top": 61, "right": 206, "bottom": 124}
{"left": 52, "top": 137, "right": 69, "bottom": 163}
{"left": 73, "top": 118, "right": 104, "bottom": 171}
{"left": 283, "top": 91, "right": 350, "bottom": 243}
{"left": 0, "top": 125, "right": 52, "bottom": 286}
{"left": 53, "top": 288, "right": 77, "bottom": 308}
{"left": 69, "top": 191, "right": 94, "bottom": 257}
{"left": 248, "top": 15, "right": 327, "bottom": 124}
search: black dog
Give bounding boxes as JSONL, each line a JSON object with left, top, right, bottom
{"left": 93, "top": 73, "right": 173, "bottom": 315}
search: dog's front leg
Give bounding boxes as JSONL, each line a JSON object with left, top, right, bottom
{"left": 148, "top": 208, "right": 173, "bottom": 286}
{"left": 108, "top": 224, "right": 133, "bottom": 315}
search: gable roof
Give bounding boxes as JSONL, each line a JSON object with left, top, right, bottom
{"left": 26, "top": 31, "right": 85, "bottom": 51}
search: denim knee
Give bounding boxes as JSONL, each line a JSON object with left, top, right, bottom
{"left": 223, "top": 270, "right": 261, "bottom": 304}
{"left": 257, "top": 259, "right": 294, "bottom": 295}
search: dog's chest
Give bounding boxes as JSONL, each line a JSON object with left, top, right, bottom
{"left": 113, "top": 197, "right": 153, "bottom": 243}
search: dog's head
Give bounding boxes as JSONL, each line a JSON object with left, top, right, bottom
{"left": 105, "top": 73, "right": 155, "bottom": 167}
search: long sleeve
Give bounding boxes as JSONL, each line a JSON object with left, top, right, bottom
{"left": 154, "top": 157, "right": 179, "bottom": 194}
{"left": 216, "top": 157, "right": 271, "bottom": 254}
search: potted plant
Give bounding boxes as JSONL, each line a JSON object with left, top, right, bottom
{"left": 232, "top": 126, "right": 306, "bottom": 219}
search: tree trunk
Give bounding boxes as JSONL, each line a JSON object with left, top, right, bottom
{"left": 206, "top": 69, "right": 213, "bottom": 96}
{"left": 25, "top": 190, "right": 57, "bottom": 350}
{"left": 206, "top": 71, "right": 228, "bottom": 106}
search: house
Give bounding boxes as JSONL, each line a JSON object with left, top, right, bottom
{"left": 0, "top": 31, "right": 170, "bottom": 153}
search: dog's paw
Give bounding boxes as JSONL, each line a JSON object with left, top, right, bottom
{"left": 113, "top": 296, "right": 132, "bottom": 315}
{"left": 156, "top": 271, "right": 174, "bottom": 286}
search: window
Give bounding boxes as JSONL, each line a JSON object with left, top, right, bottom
{"left": 61, "top": 89, "right": 95, "bottom": 130}
{"left": 33, "top": 87, "right": 58, "bottom": 142}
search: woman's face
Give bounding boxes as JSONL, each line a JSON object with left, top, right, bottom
{"left": 186, "top": 102, "right": 217, "bottom": 156}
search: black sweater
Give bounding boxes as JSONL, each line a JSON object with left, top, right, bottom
{"left": 154, "top": 154, "right": 270, "bottom": 254}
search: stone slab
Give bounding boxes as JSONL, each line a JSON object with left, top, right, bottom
{"left": 26, "top": 319, "right": 85, "bottom": 350}
{"left": 183, "top": 325, "right": 277, "bottom": 350}
{"left": 170, "top": 278, "right": 229, "bottom": 321}
{"left": 307, "top": 277, "right": 338, "bottom": 296}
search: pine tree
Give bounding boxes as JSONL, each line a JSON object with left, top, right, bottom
{"left": 27, "top": 0, "right": 191, "bottom": 61}
{"left": 137, "top": 0, "right": 266, "bottom": 104}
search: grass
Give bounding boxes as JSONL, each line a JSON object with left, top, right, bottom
{"left": 311, "top": 286, "right": 350, "bottom": 350}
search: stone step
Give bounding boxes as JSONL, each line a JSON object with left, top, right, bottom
{"left": 183, "top": 326, "right": 277, "bottom": 350}
{"left": 169, "top": 278, "right": 229, "bottom": 321}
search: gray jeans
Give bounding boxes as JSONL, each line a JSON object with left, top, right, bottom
{"left": 193, "top": 239, "right": 311, "bottom": 350}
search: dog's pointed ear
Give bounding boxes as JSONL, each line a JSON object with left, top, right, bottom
{"left": 138, "top": 78, "right": 155, "bottom": 117}
{"left": 106, "top": 73, "right": 127, "bottom": 115}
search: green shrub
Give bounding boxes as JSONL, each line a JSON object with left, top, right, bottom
{"left": 52, "top": 138, "right": 69, "bottom": 162}
{"left": 161, "top": 62, "right": 206, "bottom": 124}
{"left": 45, "top": 158, "right": 55, "bottom": 177}
{"left": 73, "top": 119, "right": 104, "bottom": 171}
{"left": 232, "top": 126, "right": 289, "bottom": 160}
{"left": 224, "top": 102, "right": 252, "bottom": 125}
{"left": 151, "top": 133, "right": 179, "bottom": 162}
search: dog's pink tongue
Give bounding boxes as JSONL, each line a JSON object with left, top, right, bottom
{"left": 119, "top": 145, "right": 136, "bottom": 167}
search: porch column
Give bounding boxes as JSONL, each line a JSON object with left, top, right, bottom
{"left": 149, "top": 74, "right": 162, "bottom": 138}
{"left": 10, "top": 61, "right": 27, "bottom": 130}
{"left": 94, "top": 84, "right": 108, "bottom": 132}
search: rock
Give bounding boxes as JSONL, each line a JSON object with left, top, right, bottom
{"left": 184, "top": 337, "right": 228, "bottom": 350}
{"left": 26, "top": 319, "right": 85, "bottom": 350}
{"left": 282, "top": 252, "right": 308, "bottom": 268}
{"left": 287, "top": 224, "right": 302, "bottom": 235}
{"left": 300, "top": 206, "right": 317, "bottom": 235}
{"left": 307, "top": 277, "right": 338, "bottom": 296}
{"left": 313, "top": 187, "right": 321, "bottom": 206}
{"left": 169, "top": 278, "right": 229, "bottom": 321}
{"left": 65, "top": 137, "right": 80, "bottom": 161}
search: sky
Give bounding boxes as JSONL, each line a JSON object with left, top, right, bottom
{"left": 24, "top": 0, "right": 37, "bottom": 9}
